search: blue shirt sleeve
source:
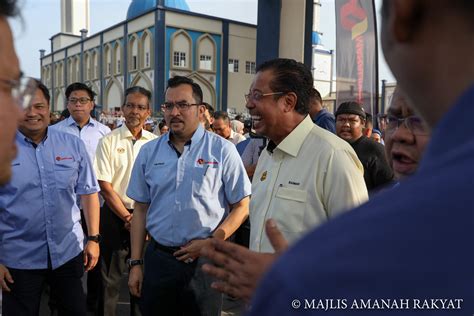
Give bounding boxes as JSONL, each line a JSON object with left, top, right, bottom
{"left": 75, "top": 136, "right": 100, "bottom": 195}
{"left": 221, "top": 144, "right": 252, "bottom": 205}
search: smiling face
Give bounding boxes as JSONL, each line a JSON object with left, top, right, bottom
{"left": 0, "top": 17, "right": 21, "bottom": 185}
{"left": 384, "top": 90, "right": 430, "bottom": 179}
{"left": 18, "top": 87, "right": 50, "bottom": 140}
{"left": 245, "top": 70, "right": 287, "bottom": 142}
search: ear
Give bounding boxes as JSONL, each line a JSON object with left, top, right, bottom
{"left": 282, "top": 92, "right": 297, "bottom": 113}
{"left": 392, "top": 0, "right": 424, "bottom": 43}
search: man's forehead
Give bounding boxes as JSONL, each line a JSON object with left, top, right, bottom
{"left": 338, "top": 113, "right": 360, "bottom": 119}
{"left": 70, "top": 90, "right": 90, "bottom": 96}
{"left": 250, "top": 70, "right": 273, "bottom": 91}
{"left": 165, "top": 84, "right": 195, "bottom": 101}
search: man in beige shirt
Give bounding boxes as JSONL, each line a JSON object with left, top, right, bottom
{"left": 202, "top": 58, "right": 368, "bottom": 301}
{"left": 94, "top": 86, "right": 157, "bottom": 316}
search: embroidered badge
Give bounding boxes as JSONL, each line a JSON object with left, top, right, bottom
{"left": 55, "top": 156, "right": 73, "bottom": 161}
{"left": 117, "top": 148, "right": 125, "bottom": 154}
{"left": 260, "top": 171, "right": 267, "bottom": 181}
{"left": 196, "top": 158, "right": 219, "bottom": 165}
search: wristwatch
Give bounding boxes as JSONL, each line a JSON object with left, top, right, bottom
{"left": 87, "top": 234, "right": 102, "bottom": 243}
{"left": 127, "top": 258, "right": 144, "bottom": 269}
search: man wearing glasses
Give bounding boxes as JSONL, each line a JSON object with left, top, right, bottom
{"left": 384, "top": 87, "right": 430, "bottom": 180}
{"left": 52, "top": 82, "right": 111, "bottom": 163}
{"left": 335, "top": 101, "right": 393, "bottom": 192}
{"left": 201, "top": 58, "right": 368, "bottom": 302}
{"left": 0, "top": 80, "right": 100, "bottom": 315}
{"left": 126, "top": 76, "right": 251, "bottom": 315}
{"left": 51, "top": 82, "right": 110, "bottom": 310}
{"left": 94, "top": 86, "right": 157, "bottom": 315}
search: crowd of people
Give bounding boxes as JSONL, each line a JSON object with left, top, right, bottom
{"left": 0, "top": 0, "right": 473, "bottom": 315}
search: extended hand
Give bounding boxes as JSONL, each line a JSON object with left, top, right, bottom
{"left": 200, "top": 219, "right": 288, "bottom": 302}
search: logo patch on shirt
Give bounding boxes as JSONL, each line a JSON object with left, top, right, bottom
{"left": 197, "top": 158, "right": 219, "bottom": 165}
{"left": 55, "top": 156, "right": 73, "bottom": 161}
{"left": 117, "top": 148, "right": 125, "bottom": 154}
{"left": 260, "top": 171, "right": 267, "bottom": 181}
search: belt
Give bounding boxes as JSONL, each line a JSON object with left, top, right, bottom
{"left": 150, "top": 238, "right": 181, "bottom": 255}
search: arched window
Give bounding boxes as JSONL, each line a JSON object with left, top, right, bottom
{"left": 114, "top": 41, "right": 122, "bottom": 74}
{"left": 141, "top": 31, "right": 152, "bottom": 69}
{"left": 171, "top": 30, "right": 192, "bottom": 69}
{"left": 197, "top": 34, "right": 216, "bottom": 72}
{"left": 92, "top": 50, "right": 98, "bottom": 79}
{"left": 84, "top": 53, "right": 90, "bottom": 81}
{"left": 129, "top": 35, "right": 139, "bottom": 71}
{"left": 104, "top": 45, "right": 112, "bottom": 76}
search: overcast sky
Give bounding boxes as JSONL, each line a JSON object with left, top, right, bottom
{"left": 9, "top": 0, "right": 395, "bottom": 83}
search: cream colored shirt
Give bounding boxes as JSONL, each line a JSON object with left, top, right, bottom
{"left": 228, "top": 130, "right": 246, "bottom": 145}
{"left": 249, "top": 115, "right": 368, "bottom": 252}
{"left": 94, "top": 125, "right": 157, "bottom": 209}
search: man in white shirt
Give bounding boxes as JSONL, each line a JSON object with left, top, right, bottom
{"left": 212, "top": 111, "right": 246, "bottom": 145}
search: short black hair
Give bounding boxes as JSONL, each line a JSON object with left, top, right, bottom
{"left": 34, "top": 79, "right": 50, "bottom": 104}
{"left": 310, "top": 88, "right": 322, "bottom": 104}
{"left": 203, "top": 102, "right": 215, "bottom": 116}
{"left": 166, "top": 76, "right": 203, "bottom": 104}
{"left": 158, "top": 120, "right": 167, "bottom": 130}
{"left": 365, "top": 112, "right": 373, "bottom": 127}
{"left": 65, "top": 82, "right": 96, "bottom": 100}
{"left": 256, "top": 58, "right": 313, "bottom": 115}
{"left": 124, "top": 86, "right": 152, "bottom": 106}
{"left": 0, "top": 0, "right": 18, "bottom": 17}
{"left": 213, "top": 111, "right": 230, "bottom": 122}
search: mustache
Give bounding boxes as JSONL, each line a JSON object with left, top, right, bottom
{"left": 170, "top": 118, "right": 184, "bottom": 124}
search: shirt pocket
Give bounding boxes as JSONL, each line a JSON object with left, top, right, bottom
{"left": 54, "top": 160, "right": 79, "bottom": 190}
{"left": 272, "top": 186, "right": 308, "bottom": 234}
{"left": 192, "top": 165, "right": 219, "bottom": 197}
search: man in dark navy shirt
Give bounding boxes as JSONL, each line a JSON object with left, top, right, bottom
{"left": 248, "top": 0, "right": 474, "bottom": 315}
{"left": 309, "top": 88, "right": 336, "bottom": 133}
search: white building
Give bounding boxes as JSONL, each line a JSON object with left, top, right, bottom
{"left": 41, "top": 0, "right": 332, "bottom": 115}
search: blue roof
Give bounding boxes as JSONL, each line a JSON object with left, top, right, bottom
{"left": 127, "top": 0, "right": 157, "bottom": 20}
{"left": 126, "top": 0, "right": 189, "bottom": 20}
{"left": 165, "top": 0, "right": 190, "bottom": 11}
{"left": 312, "top": 31, "right": 322, "bottom": 45}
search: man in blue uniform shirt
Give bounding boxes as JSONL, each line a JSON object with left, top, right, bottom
{"left": 0, "top": 80, "right": 101, "bottom": 315}
{"left": 127, "top": 76, "right": 251, "bottom": 315}
{"left": 248, "top": 0, "right": 474, "bottom": 314}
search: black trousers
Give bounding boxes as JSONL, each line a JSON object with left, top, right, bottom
{"left": 2, "top": 253, "right": 86, "bottom": 316}
{"left": 140, "top": 239, "right": 222, "bottom": 316}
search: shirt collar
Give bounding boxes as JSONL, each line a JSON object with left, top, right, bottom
{"left": 16, "top": 127, "right": 50, "bottom": 146}
{"left": 270, "top": 115, "right": 314, "bottom": 157}
{"left": 119, "top": 124, "right": 154, "bottom": 140}
{"left": 164, "top": 124, "right": 204, "bottom": 147}
{"left": 66, "top": 115, "right": 95, "bottom": 127}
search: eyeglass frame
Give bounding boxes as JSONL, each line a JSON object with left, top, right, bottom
{"left": 0, "top": 75, "right": 38, "bottom": 110}
{"left": 161, "top": 101, "right": 202, "bottom": 112}
{"left": 244, "top": 91, "right": 285, "bottom": 103}
{"left": 67, "top": 97, "right": 92, "bottom": 105}
{"left": 385, "top": 115, "right": 429, "bottom": 136}
{"left": 335, "top": 115, "right": 364, "bottom": 126}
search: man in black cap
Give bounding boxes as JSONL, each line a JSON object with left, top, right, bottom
{"left": 335, "top": 101, "right": 393, "bottom": 192}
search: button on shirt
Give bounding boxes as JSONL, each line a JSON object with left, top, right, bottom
{"left": 127, "top": 125, "right": 252, "bottom": 247}
{"left": 51, "top": 116, "right": 111, "bottom": 162}
{"left": 94, "top": 125, "right": 158, "bottom": 209}
{"left": 0, "top": 129, "right": 99, "bottom": 269}
{"left": 250, "top": 115, "right": 368, "bottom": 252}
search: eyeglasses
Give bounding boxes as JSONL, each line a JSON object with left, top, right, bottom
{"left": 68, "top": 97, "right": 91, "bottom": 105}
{"left": 0, "top": 76, "right": 38, "bottom": 109}
{"left": 161, "top": 102, "right": 201, "bottom": 112}
{"left": 244, "top": 91, "right": 285, "bottom": 103}
{"left": 336, "top": 117, "right": 361, "bottom": 126}
{"left": 386, "top": 115, "right": 429, "bottom": 135}
{"left": 124, "top": 103, "right": 149, "bottom": 111}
